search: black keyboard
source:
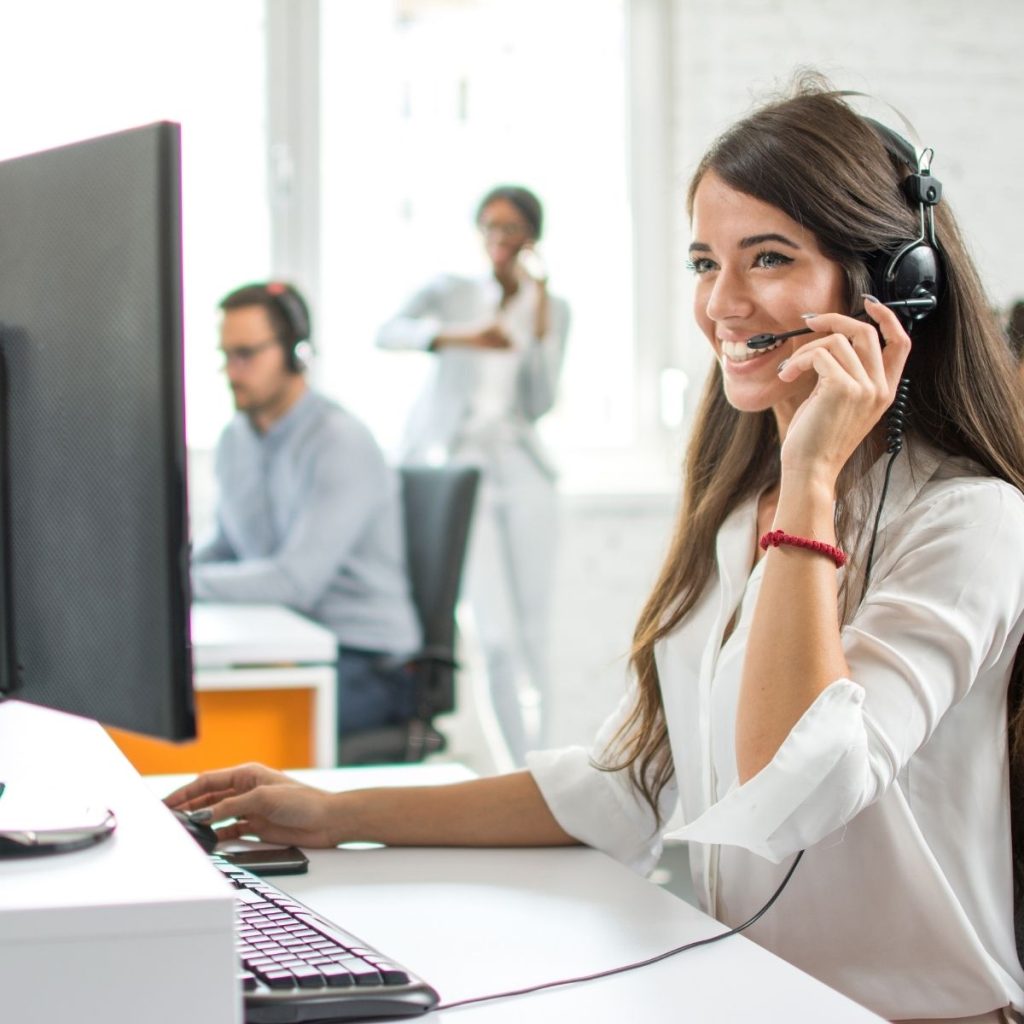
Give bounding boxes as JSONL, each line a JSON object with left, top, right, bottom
{"left": 213, "top": 855, "right": 439, "bottom": 1022}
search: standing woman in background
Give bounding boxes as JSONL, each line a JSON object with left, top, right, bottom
{"left": 376, "top": 185, "right": 570, "bottom": 765}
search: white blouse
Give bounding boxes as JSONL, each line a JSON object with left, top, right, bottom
{"left": 528, "top": 443, "right": 1024, "bottom": 1020}
{"left": 375, "top": 272, "right": 570, "bottom": 473}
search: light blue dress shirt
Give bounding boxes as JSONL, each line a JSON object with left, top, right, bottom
{"left": 192, "top": 390, "right": 421, "bottom": 657}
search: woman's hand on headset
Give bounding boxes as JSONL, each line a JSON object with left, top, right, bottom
{"left": 776, "top": 297, "right": 912, "bottom": 486}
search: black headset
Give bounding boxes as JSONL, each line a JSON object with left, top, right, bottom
{"left": 856, "top": 117, "right": 948, "bottom": 592}
{"left": 863, "top": 118, "right": 944, "bottom": 323}
{"left": 265, "top": 282, "right": 312, "bottom": 372}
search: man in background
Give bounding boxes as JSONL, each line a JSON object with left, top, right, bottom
{"left": 192, "top": 282, "right": 422, "bottom": 752}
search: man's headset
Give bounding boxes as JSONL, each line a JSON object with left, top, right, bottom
{"left": 265, "top": 282, "right": 312, "bottom": 373}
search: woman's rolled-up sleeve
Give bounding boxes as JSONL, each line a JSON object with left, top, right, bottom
{"left": 375, "top": 276, "right": 448, "bottom": 352}
{"left": 527, "top": 689, "right": 678, "bottom": 875}
{"left": 667, "top": 679, "right": 871, "bottom": 862}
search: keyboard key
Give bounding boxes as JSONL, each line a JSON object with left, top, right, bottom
{"left": 258, "top": 970, "right": 297, "bottom": 990}
{"left": 368, "top": 961, "right": 411, "bottom": 986}
{"left": 289, "top": 966, "right": 325, "bottom": 989}
{"left": 337, "top": 957, "right": 383, "bottom": 987}
{"left": 319, "top": 966, "right": 355, "bottom": 988}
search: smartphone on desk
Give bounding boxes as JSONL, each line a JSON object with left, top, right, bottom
{"left": 218, "top": 846, "right": 309, "bottom": 876}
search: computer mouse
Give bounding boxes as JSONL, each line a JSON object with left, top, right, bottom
{"left": 171, "top": 809, "right": 219, "bottom": 854}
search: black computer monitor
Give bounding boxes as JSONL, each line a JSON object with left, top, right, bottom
{"left": 0, "top": 122, "right": 195, "bottom": 740}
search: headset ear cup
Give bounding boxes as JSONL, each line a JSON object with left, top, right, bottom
{"left": 280, "top": 291, "right": 311, "bottom": 343}
{"left": 265, "top": 282, "right": 311, "bottom": 371}
{"left": 874, "top": 241, "right": 942, "bottom": 322}
{"left": 860, "top": 116, "right": 944, "bottom": 325}
{"left": 291, "top": 340, "right": 313, "bottom": 373}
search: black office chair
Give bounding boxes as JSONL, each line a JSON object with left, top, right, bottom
{"left": 338, "top": 465, "right": 480, "bottom": 765}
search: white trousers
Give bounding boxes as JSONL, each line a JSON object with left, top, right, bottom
{"left": 453, "top": 441, "right": 557, "bottom": 766}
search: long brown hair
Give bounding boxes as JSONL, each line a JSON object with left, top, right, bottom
{"left": 600, "top": 75, "right": 1024, "bottom": 871}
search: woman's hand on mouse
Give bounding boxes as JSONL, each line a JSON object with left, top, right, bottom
{"left": 164, "top": 763, "right": 342, "bottom": 848}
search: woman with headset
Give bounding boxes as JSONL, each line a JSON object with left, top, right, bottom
{"left": 374, "top": 185, "right": 571, "bottom": 766}
{"left": 170, "top": 78, "right": 1024, "bottom": 1022}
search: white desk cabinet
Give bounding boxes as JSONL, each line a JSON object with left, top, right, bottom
{"left": 0, "top": 700, "right": 239, "bottom": 1024}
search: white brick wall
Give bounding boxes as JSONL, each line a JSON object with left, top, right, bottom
{"left": 546, "top": 491, "right": 679, "bottom": 747}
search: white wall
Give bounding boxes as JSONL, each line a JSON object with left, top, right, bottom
{"left": 547, "top": 492, "right": 679, "bottom": 747}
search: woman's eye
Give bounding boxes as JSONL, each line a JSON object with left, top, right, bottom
{"left": 685, "top": 257, "right": 716, "bottom": 275}
{"left": 754, "top": 250, "right": 794, "bottom": 270}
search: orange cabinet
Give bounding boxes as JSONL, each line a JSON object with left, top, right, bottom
{"left": 107, "top": 688, "right": 317, "bottom": 774}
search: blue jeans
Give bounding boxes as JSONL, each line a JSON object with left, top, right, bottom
{"left": 336, "top": 648, "right": 416, "bottom": 736}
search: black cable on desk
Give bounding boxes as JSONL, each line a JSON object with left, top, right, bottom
{"left": 433, "top": 848, "right": 804, "bottom": 1013}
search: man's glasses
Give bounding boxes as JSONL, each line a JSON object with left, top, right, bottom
{"left": 219, "top": 339, "right": 278, "bottom": 366}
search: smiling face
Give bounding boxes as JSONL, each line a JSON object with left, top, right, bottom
{"left": 689, "top": 171, "right": 848, "bottom": 428}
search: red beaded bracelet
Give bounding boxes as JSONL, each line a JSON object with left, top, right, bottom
{"left": 759, "top": 529, "right": 848, "bottom": 568}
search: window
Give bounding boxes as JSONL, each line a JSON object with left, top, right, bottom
{"left": 317, "top": 0, "right": 644, "bottom": 484}
{"left": 0, "top": 0, "right": 271, "bottom": 450}
{"left": 3, "top": 1, "right": 682, "bottom": 491}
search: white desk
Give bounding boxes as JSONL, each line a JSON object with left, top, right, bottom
{"left": 149, "top": 766, "right": 885, "bottom": 1024}
{"left": 192, "top": 602, "right": 338, "bottom": 767}
{"left": 289, "top": 847, "right": 882, "bottom": 1023}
